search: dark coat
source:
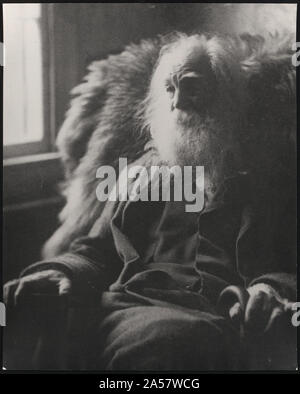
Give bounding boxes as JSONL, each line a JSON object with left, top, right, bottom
{"left": 23, "top": 158, "right": 296, "bottom": 307}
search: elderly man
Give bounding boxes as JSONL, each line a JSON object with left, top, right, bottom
{"left": 4, "top": 33, "right": 297, "bottom": 370}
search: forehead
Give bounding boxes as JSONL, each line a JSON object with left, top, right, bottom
{"left": 158, "top": 36, "right": 211, "bottom": 77}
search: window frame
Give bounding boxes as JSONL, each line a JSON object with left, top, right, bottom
{"left": 3, "top": 4, "right": 56, "bottom": 159}
{"left": 3, "top": 4, "right": 90, "bottom": 207}
{"left": 3, "top": 4, "right": 65, "bottom": 206}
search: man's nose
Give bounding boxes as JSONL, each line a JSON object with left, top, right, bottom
{"left": 172, "top": 89, "right": 190, "bottom": 111}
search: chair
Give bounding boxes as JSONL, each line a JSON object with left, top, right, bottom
{"left": 4, "top": 33, "right": 297, "bottom": 370}
{"left": 4, "top": 36, "right": 164, "bottom": 370}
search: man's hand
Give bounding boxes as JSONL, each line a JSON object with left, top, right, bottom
{"left": 229, "top": 283, "right": 294, "bottom": 336}
{"left": 4, "top": 270, "right": 72, "bottom": 308}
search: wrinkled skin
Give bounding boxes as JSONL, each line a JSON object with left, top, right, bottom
{"left": 4, "top": 270, "right": 71, "bottom": 308}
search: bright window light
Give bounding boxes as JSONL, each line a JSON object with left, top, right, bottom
{"left": 3, "top": 4, "right": 44, "bottom": 146}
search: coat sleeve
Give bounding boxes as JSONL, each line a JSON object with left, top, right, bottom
{"left": 19, "top": 153, "right": 156, "bottom": 295}
{"left": 20, "top": 199, "right": 123, "bottom": 295}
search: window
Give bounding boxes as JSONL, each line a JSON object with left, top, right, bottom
{"left": 3, "top": 3, "right": 80, "bottom": 205}
{"left": 3, "top": 4, "right": 52, "bottom": 158}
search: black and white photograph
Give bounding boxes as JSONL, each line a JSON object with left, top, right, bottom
{"left": 1, "top": 3, "right": 298, "bottom": 373}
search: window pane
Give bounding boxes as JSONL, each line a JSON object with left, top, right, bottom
{"left": 3, "top": 4, "right": 44, "bottom": 146}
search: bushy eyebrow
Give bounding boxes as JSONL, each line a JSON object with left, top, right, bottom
{"left": 170, "top": 69, "right": 205, "bottom": 81}
{"left": 179, "top": 71, "right": 201, "bottom": 79}
{"left": 164, "top": 68, "right": 207, "bottom": 90}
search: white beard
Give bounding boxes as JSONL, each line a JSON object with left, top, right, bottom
{"left": 152, "top": 104, "right": 232, "bottom": 165}
{"left": 146, "top": 98, "right": 243, "bottom": 201}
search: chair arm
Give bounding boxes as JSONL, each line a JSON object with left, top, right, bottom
{"left": 3, "top": 294, "right": 102, "bottom": 370}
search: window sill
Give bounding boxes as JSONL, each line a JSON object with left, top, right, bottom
{"left": 4, "top": 151, "right": 61, "bottom": 166}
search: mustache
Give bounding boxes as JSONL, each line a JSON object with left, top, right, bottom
{"left": 173, "top": 109, "right": 202, "bottom": 129}
{"left": 173, "top": 109, "right": 218, "bottom": 137}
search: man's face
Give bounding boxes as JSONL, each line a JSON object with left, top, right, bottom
{"left": 146, "top": 36, "right": 239, "bottom": 174}
{"left": 162, "top": 43, "right": 216, "bottom": 115}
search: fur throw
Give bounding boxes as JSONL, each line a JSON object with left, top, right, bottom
{"left": 43, "top": 32, "right": 296, "bottom": 258}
